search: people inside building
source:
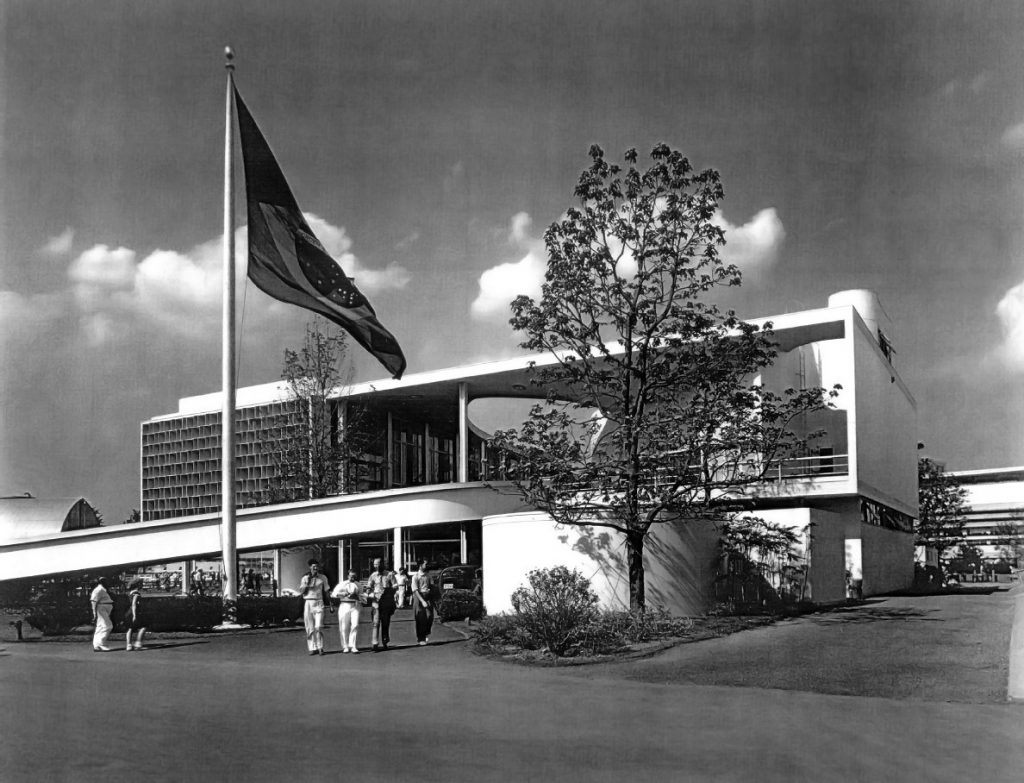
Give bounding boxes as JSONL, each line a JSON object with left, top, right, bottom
{"left": 366, "top": 558, "right": 397, "bottom": 651}
{"left": 298, "top": 559, "right": 332, "bottom": 655}
{"left": 124, "top": 579, "right": 147, "bottom": 651}
{"left": 89, "top": 576, "right": 114, "bottom": 652}
{"left": 395, "top": 567, "right": 409, "bottom": 609}
{"left": 332, "top": 570, "right": 363, "bottom": 653}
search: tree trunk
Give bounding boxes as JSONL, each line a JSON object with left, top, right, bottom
{"left": 627, "top": 530, "right": 646, "bottom": 612}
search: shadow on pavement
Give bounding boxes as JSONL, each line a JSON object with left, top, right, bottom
{"left": 128, "top": 641, "right": 210, "bottom": 650}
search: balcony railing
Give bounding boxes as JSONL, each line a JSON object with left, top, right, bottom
{"left": 760, "top": 453, "right": 849, "bottom": 481}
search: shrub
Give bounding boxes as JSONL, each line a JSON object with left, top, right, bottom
{"left": 574, "top": 608, "right": 696, "bottom": 655}
{"left": 24, "top": 599, "right": 91, "bottom": 635}
{"left": 510, "top": 566, "right": 599, "bottom": 657}
{"left": 237, "top": 596, "right": 304, "bottom": 627}
{"left": 437, "top": 589, "right": 484, "bottom": 622}
{"left": 471, "top": 613, "right": 536, "bottom": 652}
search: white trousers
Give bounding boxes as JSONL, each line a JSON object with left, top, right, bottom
{"left": 303, "top": 600, "right": 326, "bottom": 652}
{"left": 338, "top": 603, "right": 360, "bottom": 651}
{"left": 92, "top": 605, "right": 112, "bottom": 648}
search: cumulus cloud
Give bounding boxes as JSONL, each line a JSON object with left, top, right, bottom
{"left": 471, "top": 212, "right": 547, "bottom": 320}
{"left": 471, "top": 252, "right": 546, "bottom": 319}
{"left": 713, "top": 208, "right": 786, "bottom": 269}
{"left": 59, "top": 213, "right": 408, "bottom": 345}
{"left": 995, "top": 280, "right": 1024, "bottom": 372}
{"left": 471, "top": 207, "right": 785, "bottom": 321}
{"left": 1001, "top": 122, "right": 1024, "bottom": 151}
{"left": 40, "top": 227, "right": 74, "bottom": 256}
{"left": 306, "top": 213, "right": 410, "bottom": 293}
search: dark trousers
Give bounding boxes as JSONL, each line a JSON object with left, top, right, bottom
{"left": 372, "top": 605, "right": 395, "bottom": 646}
{"left": 414, "top": 603, "right": 434, "bottom": 642}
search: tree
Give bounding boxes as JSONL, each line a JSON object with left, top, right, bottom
{"left": 915, "top": 457, "right": 967, "bottom": 563}
{"left": 122, "top": 509, "right": 141, "bottom": 525}
{"left": 261, "top": 319, "right": 368, "bottom": 504}
{"left": 491, "top": 144, "right": 836, "bottom": 611}
{"left": 993, "top": 522, "right": 1023, "bottom": 566}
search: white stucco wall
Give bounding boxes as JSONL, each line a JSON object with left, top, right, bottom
{"left": 749, "top": 507, "right": 848, "bottom": 604}
{"left": 481, "top": 512, "right": 630, "bottom": 614}
{"left": 482, "top": 506, "right": 855, "bottom": 615}
{"left": 851, "top": 316, "right": 917, "bottom": 516}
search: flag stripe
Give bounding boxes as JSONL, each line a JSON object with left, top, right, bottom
{"left": 234, "top": 86, "right": 407, "bottom": 379}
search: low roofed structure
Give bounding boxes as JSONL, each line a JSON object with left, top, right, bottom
{"left": 0, "top": 495, "right": 103, "bottom": 543}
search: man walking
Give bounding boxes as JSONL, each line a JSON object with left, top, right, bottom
{"left": 413, "top": 559, "right": 434, "bottom": 646}
{"left": 332, "top": 570, "right": 363, "bottom": 653}
{"left": 366, "top": 558, "right": 397, "bottom": 650}
{"left": 298, "top": 559, "right": 332, "bottom": 656}
{"left": 89, "top": 576, "right": 114, "bottom": 652}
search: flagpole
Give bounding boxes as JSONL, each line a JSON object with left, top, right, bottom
{"left": 218, "top": 46, "right": 240, "bottom": 627}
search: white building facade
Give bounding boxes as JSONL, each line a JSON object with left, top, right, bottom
{"left": 1, "top": 291, "right": 918, "bottom": 614}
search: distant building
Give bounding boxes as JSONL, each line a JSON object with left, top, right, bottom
{"left": 0, "top": 495, "right": 102, "bottom": 543}
{"left": 948, "top": 466, "right": 1024, "bottom": 565}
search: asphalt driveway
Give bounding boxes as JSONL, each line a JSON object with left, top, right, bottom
{"left": 1, "top": 595, "right": 1021, "bottom": 782}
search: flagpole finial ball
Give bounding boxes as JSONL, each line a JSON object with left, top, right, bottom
{"left": 224, "top": 47, "right": 235, "bottom": 69}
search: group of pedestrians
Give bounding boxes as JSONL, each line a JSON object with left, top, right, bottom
{"left": 87, "top": 557, "right": 437, "bottom": 655}
{"left": 89, "top": 576, "right": 147, "bottom": 652}
{"left": 298, "top": 557, "right": 436, "bottom": 656}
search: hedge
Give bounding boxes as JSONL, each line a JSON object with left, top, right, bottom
{"left": 19, "top": 595, "right": 305, "bottom": 635}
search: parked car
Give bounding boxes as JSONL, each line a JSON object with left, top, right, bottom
{"left": 437, "top": 564, "right": 481, "bottom": 595}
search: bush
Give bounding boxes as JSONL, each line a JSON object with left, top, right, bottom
{"left": 19, "top": 594, "right": 305, "bottom": 634}
{"left": 237, "top": 596, "right": 305, "bottom": 627}
{"left": 24, "top": 599, "right": 91, "bottom": 635}
{"left": 471, "top": 614, "right": 536, "bottom": 652}
{"left": 576, "top": 608, "right": 695, "bottom": 655}
{"left": 510, "top": 566, "right": 599, "bottom": 657}
{"left": 437, "top": 589, "right": 484, "bottom": 622}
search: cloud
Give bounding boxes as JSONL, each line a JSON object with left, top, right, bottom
{"left": 1000, "top": 122, "right": 1024, "bottom": 151}
{"left": 471, "top": 212, "right": 548, "bottom": 321}
{"left": 471, "top": 252, "right": 546, "bottom": 320}
{"left": 941, "top": 72, "right": 993, "bottom": 97}
{"left": 40, "top": 227, "right": 74, "bottom": 256}
{"left": 306, "top": 213, "right": 410, "bottom": 293}
{"left": 509, "top": 212, "right": 533, "bottom": 244}
{"left": 59, "top": 214, "right": 408, "bottom": 345}
{"left": 713, "top": 208, "right": 786, "bottom": 269}
{"left": 995, "top": 281, "right": 1024, "bottom": 372}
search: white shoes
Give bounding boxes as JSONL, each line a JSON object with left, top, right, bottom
{"left": 93, "top": 646, "right": 111, "bottom": 652}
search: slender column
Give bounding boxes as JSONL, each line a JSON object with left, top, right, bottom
{"left": 424, "top": 422, "right": 432, "bottom": 484}
{"left": 393, "top": 526, "right": 402, "bottom": 573}
{"left": 460, "top": 522, "right": 467, "bottom": 564}
{"left": 386, "top": 411, "right": 394, "bottom": 488}
{"left": 457, "top": 382, "right": 469, "bottom": 483}
{"left": 218, "top": 47, "right": 240, "bottom": 625}
{"left": 273, "top": 549, "right": 282, "bottom": 597}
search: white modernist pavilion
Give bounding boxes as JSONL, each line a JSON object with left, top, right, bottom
{"left": 0, "top": 290, "right": 918, "bottom": 613}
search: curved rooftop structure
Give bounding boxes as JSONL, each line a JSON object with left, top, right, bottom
{"left": 0, "top": 495, "right": 102, "bottom": 543}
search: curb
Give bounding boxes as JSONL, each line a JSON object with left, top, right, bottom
{"left": 1007, "top": 582, "right": 1024, "bottom": 702}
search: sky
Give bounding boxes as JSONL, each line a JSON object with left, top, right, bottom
{"left": 2, "top": 0, "right": 1023, "bottom": 522}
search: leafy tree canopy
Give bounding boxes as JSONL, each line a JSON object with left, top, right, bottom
{"left": 915, "top": 457, "right": 967, "bottom": 559}
{"left": 491, "top": 144, "right": 836, "bottom": 609}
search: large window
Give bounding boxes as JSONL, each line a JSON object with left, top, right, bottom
{"left": 428, "top": 433, "right": 455, "bottom": 484}
{"left": 392, "top": 416, "right": 425, "bottom": 487}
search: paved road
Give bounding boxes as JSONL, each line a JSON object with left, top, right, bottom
{"left": 1, "top": 604, "right": 1021, "bottom": 782}
{"left": 602, "top": 589, "right": 1015, "bottom": 702}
